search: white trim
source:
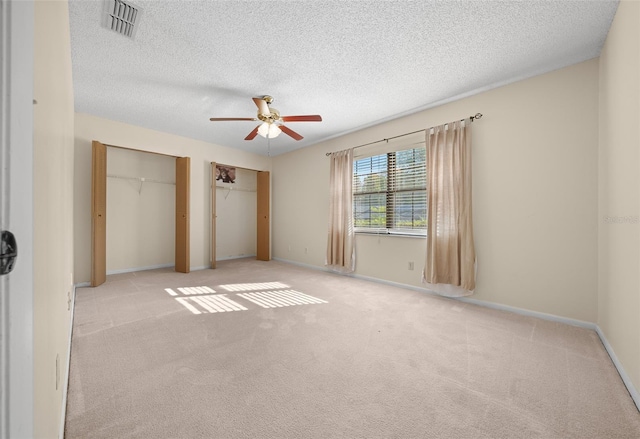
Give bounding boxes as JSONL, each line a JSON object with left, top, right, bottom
{"left": 273, "top": 257, "right": 331, "bottom": 273}
{"left": 59, "top": 284, "right": 77, "bottom": 439}
{"left": 273, "top": 257, "right": 639, "bottom": 410}
{"left": 215, "top": 254, "right": 257, "bottom": 262}
{"left": 353, "top": 272, "right": 596, "bottom": 328}
{"left": 595, "top": 326, "right": 640, "bottom": 411}
{"left": 81, "top": 264, "right": 213, "bottom": 285}
{"left": 456, "top": 296, "right": 595, "bottom": 330}
{"left": 106, "top": 263, "right": 174, "bottom": 275}
{"left": 0, "top": 2, "right": 34, "bottom": 438}
{"left": 190, "top": 265, "right": 210, "bottom": 272}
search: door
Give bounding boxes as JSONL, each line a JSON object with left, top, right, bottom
{"left": 256, "top": 171, "right": 270, "bottom": 261}
{"left": 91, "top": 141, "right": 107, "bottom": 286}
{"left": 175, "top": 157, "right": 190, "bottom": 273}
{"left": 0, "top": 1, "right": 34, "bottom": 437}
{"left": 210, "top": 162, "right": 216, "bottom": 269}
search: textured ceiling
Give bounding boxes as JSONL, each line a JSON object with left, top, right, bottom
{"left": 68, "top": 0, "right": 618, "bottom": 156}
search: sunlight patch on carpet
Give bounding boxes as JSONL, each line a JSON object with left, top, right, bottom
{"left": 167, "top": 284, "right": 327, "bottom": 314}
{"left": 165, "top": 286, "right": 216, "bottom": 296}
{"left": 219, "top": 282, "right": 290, "bottom": 292}
{"left": 175, "top": 294, "right": 248, "bottom": 314}
{"left": 237, "top": 290, "right": 327, "bottom": 308}
{"left": 179, "top": 286, "right": 216, "bottom": 295}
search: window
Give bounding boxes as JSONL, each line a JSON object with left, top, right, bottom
{"left": 353, "top": 146, "right": 427, "bottom": 235}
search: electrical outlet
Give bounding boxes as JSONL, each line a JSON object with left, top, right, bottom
{"left": 304, "top": 247, "right": 308, "bottom": 254}
{"left": 408, "top": 261, "right": 414, "bottom": 271}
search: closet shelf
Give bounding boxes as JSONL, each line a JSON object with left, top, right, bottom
{"left": 107, "top": 174, "right": 175, "bottom": 185}
{"left": 215, "top": 184, "right": 255, "bottom": 193}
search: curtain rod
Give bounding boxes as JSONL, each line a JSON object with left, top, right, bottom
{"left": 325, "top": 113, "right": 482, "bottom": 156}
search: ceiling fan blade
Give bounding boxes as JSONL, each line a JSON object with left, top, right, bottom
{"left": 281, "top": 115, "right": 323, "bottom": 122}
{"left": 210, "top": 117, "right": 257, "bottom": 121}
{"left": 252, "top": 97, "right": 270, "bottom": 115}
{"left": 279, "top": 124, "right": 304, "bottom": 141}
{"left": 244, "top": 125, "right": 260, "bottom": 140}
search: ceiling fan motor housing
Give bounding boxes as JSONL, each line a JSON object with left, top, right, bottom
{"left": 258, "top": 107, "right": 280, "bottom": 124}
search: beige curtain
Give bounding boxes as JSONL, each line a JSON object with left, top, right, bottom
{"left": 422, "top": 120, "right": 476, "bottom": 296}
{"left": 326, "top": 148, "right": 355, "bottom": 273}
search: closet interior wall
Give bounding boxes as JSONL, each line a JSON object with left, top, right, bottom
{"left": 106, "top": 147, "right": 175, "bottom": 273}
{"left": 214, "top": 166, "right": 257, "bottom": 261}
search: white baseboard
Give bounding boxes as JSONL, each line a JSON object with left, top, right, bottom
{"left": 190, "top": 265, "right": 211, "bottom": 271}
{"left": 76, "top": 265, "right": 212, "bottom": 288}
{"left": 595, "top": 326, "right": 640, "bottom": 411}
{"left": 59, "top": 283, "right": 77, "bottom": 439}
{"left": 456, "top": 295, "right": 596, "bottom": 330}
{"left": 215, "top": 254, "right": 257, "bottom": 262}
{"left": 273, "top": 257, "right": 640, "bottom": 411}
{"left": 273, "top": 257, "right": 332, "bottom": 272}
{"left": 106, "top": 263, "right": 174, "bottom": 276}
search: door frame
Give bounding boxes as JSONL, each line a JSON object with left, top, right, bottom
{"left": 90, "top": 143, "right": 190, "bottom": 284}
{"left": 256, "top": 171, "right": 270, "bottom": 261}
{"left": 210, "top": 162, "right": 216, "bottom": 268}
{"left": 175, "top": 156, "right": 190, "bottom": 273}
{"left": 90, "top": 141, "right": 107, "bottom": 286}
{"left": 210, "top": 164, "right": 270, "bottom": 265}
{"left": 0, "top": 1, "right": 34, "bottom": 437}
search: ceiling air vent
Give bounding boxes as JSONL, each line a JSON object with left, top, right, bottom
{"left": 102, "top": 0, "right": 142, "bottom": 39}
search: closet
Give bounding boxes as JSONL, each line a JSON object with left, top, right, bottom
{"left": 210, "top": 162, "right": 269, "bottom": 267}
{"left": 91, "top": 141, "right": 190, "bottom": 286}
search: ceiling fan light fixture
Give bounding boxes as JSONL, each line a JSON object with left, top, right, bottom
{"left": 268, "top": 123, "right": 282, "bottom": 138}
{"left": 258, "top": 122, "right": 281, "bottom": 139}
{"left": 258, "top": 122, "right": 269, "bottom": 137}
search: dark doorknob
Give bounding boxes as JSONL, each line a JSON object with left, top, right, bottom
{"left": 0, "top": 231, "right": 17, "bottom": 275}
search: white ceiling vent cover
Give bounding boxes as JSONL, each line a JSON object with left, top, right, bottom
{"left": 102, "top": 0, "right": 143, "bottom": 39}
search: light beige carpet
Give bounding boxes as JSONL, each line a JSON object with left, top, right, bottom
{"left": 65, "top": 258, "right": 640, "bottom": 438}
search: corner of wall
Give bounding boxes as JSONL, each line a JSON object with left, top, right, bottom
{"left": 596, "top": 0, "right": 640, "bottom": 403}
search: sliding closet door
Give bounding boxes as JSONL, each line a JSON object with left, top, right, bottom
{"left": 91, "top": 141, "right": 107, "bottom": 286}
{"left": 256, "top": 171, "right": 270, "bottom": 261}
{"left": 175, "top": 157, "right": 190, "bottom": 273}
{"left": 210, "top": 162, "right": 216, "bottom": 269}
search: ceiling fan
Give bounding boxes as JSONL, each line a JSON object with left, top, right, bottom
{"left": 209, "top": 95, "right": 322, "bottom": 141}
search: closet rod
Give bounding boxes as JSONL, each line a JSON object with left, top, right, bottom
{"left": 107, "top": 174, "right": 175, "bottom": 185}
{"left": 213, "top": 162, "right": 265, "bottom": 173}
{"left": 325, "top": 113, "right": 482, "bottom": 156}
{"left": 215, "top": 185, "right": 255, "bottom": 193}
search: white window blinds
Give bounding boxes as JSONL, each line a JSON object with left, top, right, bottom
{"left": 353, "top": 146, "right": 426, "bottom": 235}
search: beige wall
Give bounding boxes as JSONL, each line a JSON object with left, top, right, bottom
{"left": 598, "top": 0, "right": 640, "bottom": 396}
{"left": 74, "top": 113, "right": 271, "bottom": 283}
{"left": 273, "top": 59, "right": 599, "bottom": 323}
{"left": 33, "top": 0, "right": 75, "bottom": 437}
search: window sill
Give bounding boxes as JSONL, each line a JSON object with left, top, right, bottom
{"left": 355, "top": 230, "right": 426, "bottom": 239}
